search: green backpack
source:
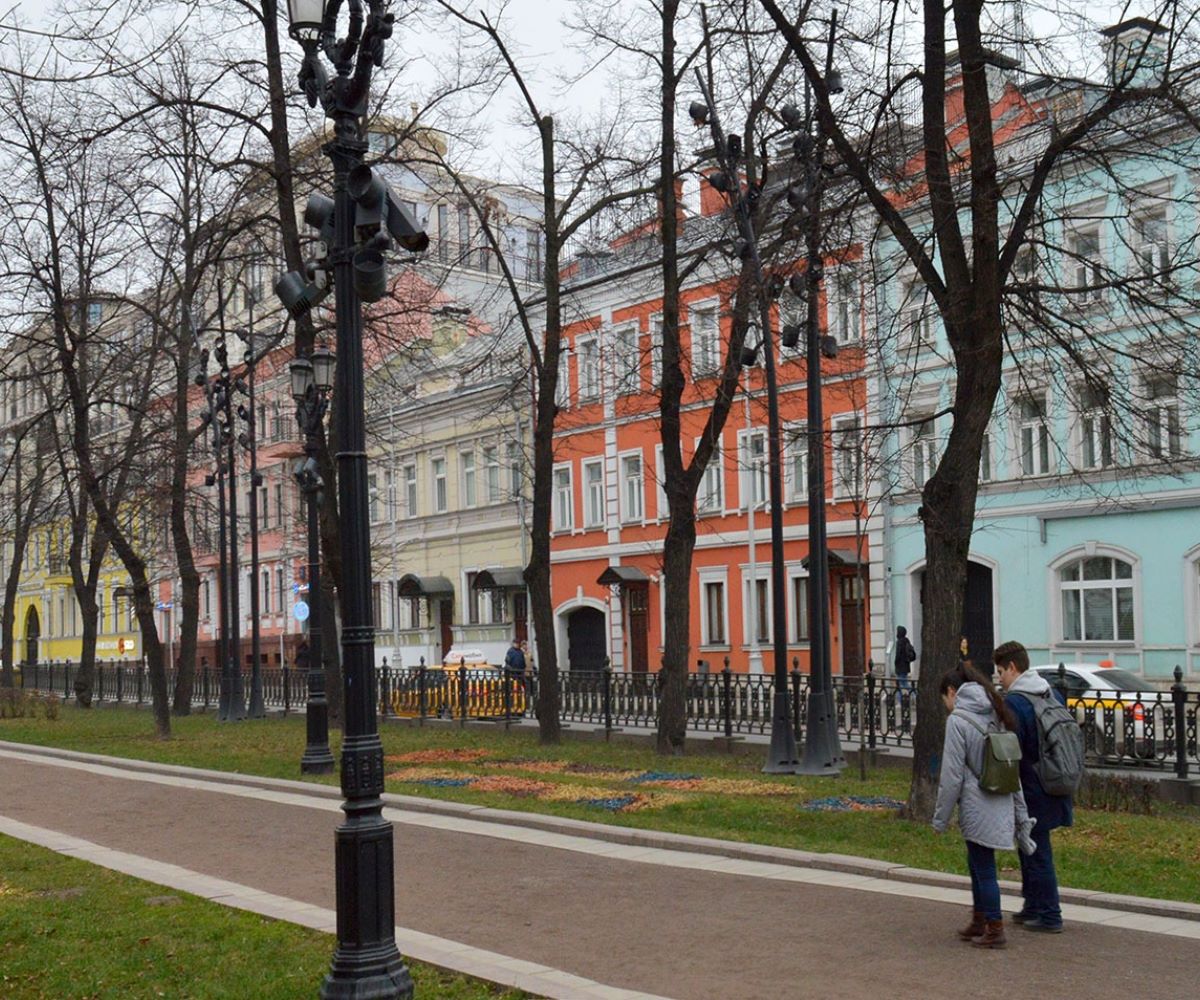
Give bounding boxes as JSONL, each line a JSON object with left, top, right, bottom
{"left": 959, "top": 714, "right": 1022, "bottom": 795}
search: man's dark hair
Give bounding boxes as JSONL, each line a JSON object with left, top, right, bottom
{"left": 992, "top": 640, "right": 1029, "bottom": 673}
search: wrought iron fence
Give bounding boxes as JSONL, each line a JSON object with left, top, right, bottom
{"left": 12, "top": 657, "right": 1199, "bottom": 778}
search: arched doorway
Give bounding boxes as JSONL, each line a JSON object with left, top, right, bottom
{"left": 566, "top": 607, "right": 606, "bottom": 674}
{"left": 23, "top": 605, "right": 40, "bottom": 665}
{"left": 913, "top": 560, "right": 995, "bottom": 670}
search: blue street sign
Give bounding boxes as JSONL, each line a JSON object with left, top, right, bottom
{"left": 293, "top": 600, "right": 310, "bottom": 622}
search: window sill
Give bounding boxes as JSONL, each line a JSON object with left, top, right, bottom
{"left": 699, "top": 643, "right": 731, "bottom": 652}
{"left": 1055, "top": 640, "right": 1137, "bottom": 648}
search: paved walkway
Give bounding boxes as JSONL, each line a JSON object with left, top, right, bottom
{"left": 0, "top": 745, "right": 1196, "bottom": 1000}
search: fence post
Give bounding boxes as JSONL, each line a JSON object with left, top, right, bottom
{"left": 379, "top": 658, "right": 389, "bottom": 719}
{"left": 34, "top": 659, "right": 40, "bottom": 691}
{"left": 791, "top": 657, "right": 802, "bottom": 736}
{"left": 1173, "top": 665, "right": 1189, "bottom": 780}
{"left": 65, "top": 660, "right": 72, "bottom": 698}
{"left": 97, "top": 662, "right": 104, "bottom": 701}
{"left": 603, "top": 657, "right": 613, "bottom": 740}
{"left": 459, "top": 662, "right": 469, "bottom": 726}
{"left": 418, "top": 657, "right": 427, "bottom": 724}
{"left": 719, "top": 658, "right": 732, "bottom": 741}
{"left": 137, "top": 659, "right": 144, "bottom": 704}
{"left": 117, "top": 660, "right": 124, "bottom": 703}
{"left": 866, "top": 661, "right": 877, "bottom": 749}
{"left": 283, "top": 664, "right": 291, "bottom": 715}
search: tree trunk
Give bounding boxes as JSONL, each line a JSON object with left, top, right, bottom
{"left": 72, "top": 595, "right": 99, "bottom": 708}
{"left": 171, "top": 339, "right": 201, "bottom": 715}
{"left": 527, "top": 359, "right": 560, "bottom": 743}
{"left": 657, "top": 512, "right": 696, "bottom": 753}
{"left": 1, "top": 451, "right": 41, "bottom": 689}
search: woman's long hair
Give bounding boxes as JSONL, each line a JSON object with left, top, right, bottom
{"left": 939, "top": 662, "right": 1017, "bottom": 731}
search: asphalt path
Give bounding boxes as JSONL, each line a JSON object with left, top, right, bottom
{"left": 0, "top": 753, "right": 1194, "bottom": 1000}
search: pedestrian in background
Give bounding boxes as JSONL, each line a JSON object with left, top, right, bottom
{"left": 932, "top": 663, "right": 1036, "bottom": 949}
{"left": 893, "top": 626, "right": 916, "bottom": 695}
{"left": 995, "top": 640, "right": 1074, "bottom": 933}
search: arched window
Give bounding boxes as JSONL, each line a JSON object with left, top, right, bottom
{"left": 1057, "top": 553, "right": 1135, "bottom": 642}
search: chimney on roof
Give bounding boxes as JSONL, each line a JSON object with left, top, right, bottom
{"left": 1101, "top": 17, "right": 1167, "bottom": 88}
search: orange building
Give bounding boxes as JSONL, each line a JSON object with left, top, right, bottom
{"left": 548, "top": 228, "right": 880, "bottom": 679}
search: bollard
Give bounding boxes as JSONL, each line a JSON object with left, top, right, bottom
{"left": 791, "top": 657, "right": 802, "bottom": 735}
{"left": 459, "top": 662, "right": 469, "bottom": 726}
{"left": 866, "top": 661, "right": 877, "bottom": 750}
{"left": 721, "top": 660, "right": 733, "bottom": 740}
{"left": 1173, "top": 665, "right": 1189, "bottom": 780}
{"left": 418, "top": 658, "right": 427, "bottom": 723}
{"left": 603, "top": 657, "right": 613, "bottom": 739}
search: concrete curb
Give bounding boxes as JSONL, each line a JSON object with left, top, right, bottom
{"left": 5, "top": 738, "right": 1199, "bottom": 925}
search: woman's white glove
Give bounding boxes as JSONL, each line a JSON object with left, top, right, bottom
{"left": 1016, "top": 816, "right": 1038, "bottom": 856}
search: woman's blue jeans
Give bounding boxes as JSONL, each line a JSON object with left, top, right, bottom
{"left": 966, "top": 841, "right": 1002, "bottom": 921}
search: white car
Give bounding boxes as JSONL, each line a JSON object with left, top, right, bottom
{"left": 1030, "top": 663, "right": 1168, "bottom": 760}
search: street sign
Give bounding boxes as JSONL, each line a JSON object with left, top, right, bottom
{"left": 293, "top": 583, "right": 310, "bottom": 594}
{"left": 155, "top": 601, "right": 173, "bottom": 611}
{"left": 293, "top": 600, "right": 310, "bottom": 622}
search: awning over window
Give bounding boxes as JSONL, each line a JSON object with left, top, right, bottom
{"left": 472, "top": 567, "right": 526, "bottom": 590}
{"left": 800, "top": 548, "right": 864, "bottom": 570}
{"left": 596, "top": 565, "right": 650, "bottom": 586}
{"left": 396, "top": 573, "right": 454, "bottom": 598}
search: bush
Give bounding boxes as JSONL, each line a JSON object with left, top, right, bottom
{"left": 1076, "top": 771, "right": 1158, "bottom": 815}
{"left": 0, "top": 688, "right": 61, "bottom": 721}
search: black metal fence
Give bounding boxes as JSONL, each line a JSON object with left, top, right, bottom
{"left": 12, "top": 658, "right": 1199, "bottom": 778}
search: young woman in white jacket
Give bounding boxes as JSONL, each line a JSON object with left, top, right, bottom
{"left": 932, "top": 663, "right": 1036, "bottom": 949}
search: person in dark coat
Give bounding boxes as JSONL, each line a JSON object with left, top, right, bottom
{"left": 502, "top": 637, "right": 527, "bottom": 716}
{"left": 994, "top": 640, "right": 1073, "bottom": 933}
{"left": 893, "top": 626, "right": 916, "bottom": 694}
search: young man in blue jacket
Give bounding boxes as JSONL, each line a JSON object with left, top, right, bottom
{"left": 994, "top": 640, "right": 1074, "bottom": 933}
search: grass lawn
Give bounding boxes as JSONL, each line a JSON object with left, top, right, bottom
{"left": 3, "top": 705, "right": 1199, "bottom": 905}
{"left": 0, "top": 833, "right": 527, "bottom": 1000}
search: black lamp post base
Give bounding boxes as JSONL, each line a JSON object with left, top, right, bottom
{"left": 248, "top": 686, "right": 266, "bottom": 719}
{"left": 302, "top": 749, "right": 336, "bottom": 774}
{"left": 321, "top": 951, "right": 412, "bottom": 1000}
{"left": 762, "top": 691, "right": 799, "bottom": 773}
{"left": 798, "top": 689, "right": 846, "bottom": 775}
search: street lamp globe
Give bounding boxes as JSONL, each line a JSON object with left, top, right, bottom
{"left": 290, "top": 356, "right": 314, "bottom": 402}
{"left": 311, "top": 343, "right": 336, "bottom": 393}
{"left": 286, "top": 0, "right": 327, "bottom": 41}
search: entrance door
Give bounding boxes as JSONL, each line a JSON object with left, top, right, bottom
{"left": 512, "top": 592, "right": 528, "bottom": 643}
{"left": 839, "top": 575, "right": 864, "bottom": 678}
{"left": 438, "top": 599, "right": 454, "bottom": 662}
{"left": 566, "top": 607, "right": 606, "bottom": 674}
{"left": 961, "top": 562, "right": 995, "bottom": 669}
{"left": 626, "top": 584, "right": 649, "bottom": 677}
{"left": 23, "top": 606, "right": 40, "bottom": 665}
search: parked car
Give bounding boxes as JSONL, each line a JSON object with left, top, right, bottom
{"left": 1031, "top": 663, "right": 1167, "bottom": 760}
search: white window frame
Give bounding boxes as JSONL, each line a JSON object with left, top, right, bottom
{"left": 832, "top": 413, "right": 863, "bottom": 500}
{"left": 619, "top": 450, "right": 644, "bottom": 523}
{"left": 689, "top": 300, "right": 721, "bottom": 374}
{"left": 367, "top": 472, "right": 380, "bottom": 523}
{"left": 431, "top": 456, "right": 448, "bottom": 513}
{"left": 697, "top": 439, "right": 724, "bottom": 516}
{"left": 1184, "top": 544, "right": 1200, "bottom": 648}
{"left": 1067, "top": 225, "right": 1104, "bottom": 305}
{"left": 483, "top": 446, "right": 501, "bottom": 504}
{"left": 555, "top": 349, "right": 571, "bottom": 408}
{"left": 1051, "top": 546, "right": 1139, "bottom": 646}
{"left": 1015, "top": 392, "right": 1052, "bottom": 477}
{"left": 654, "top": 443, "right": 668, "bottom": 520}
{"left": 908, "top": 414, "right": 938, "bottom": 489}
{"left": 613, "top": 323, "right": 640, "bottom": 396}
{"left": 552, "top": 463, "right": 574, "bottom": 532}
{"left": 898, "top": 276, "right": 933, "bottom": 351}
{"left": 577, "top": 336, "right": 600, "bottom": 401}
{"left": 979, "top": 429, "right": 993, "bottom": 483}
{"left": 826, "top": 265, "right": 860, "bottom": 345}
{"left": 582, "top": 458, "right": 605, "bottom": 528}
{"left": 698, "top": 566, "right": 729, "bottom": 648}
{"left": 1075, "top": 384, "right": 1114, "bottom": 471}
{"left": 461, "top": 449, "right": 477, "bottom": 508}
{"left": 403, "top": 462, "right": 418, "bottom": 518}
{"left": 649, "top": 314, "right": 664, "bottom": 387}
{"left": 741, "top": 568, "right": 772, "bottom": 647}
{"left": 1131, "top": 204, "right": 1170, "bottom": 280}
{"left": 1143, "top": 374, "right": 1183, "bottom": 460}
{"left": 738, "top": 428, "right": 768, "bottom": 510}
{"left": 785, "top": 422, "right": 809, "bottom": 502}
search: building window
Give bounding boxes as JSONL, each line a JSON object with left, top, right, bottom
{"left": 910, "top": 415, "right": 938, "bottom": 488}
{"left": 614, "top": 325, "right": 640, "bottom": 395}
{"left": 507, "top": 442, "right": 522, "bottom": 499}
{"left": 702, "top": 579, "right": 726, "bottom": 646}
{"left": 649, "top": 315, "right": 664, "bottom": 386}
{"left": 431, "top": 457, "right": 447, "bottom": 513}
{"left": 980, "top": 430, "right": 993, "bottom": 483}
{"left": 742, "top": 430, "right": 767, "bottom": 509}
{"left": 583, "top": 459, "right": 605, "bottom": 528}
{"left": 620, "top": 452, "right": 643, "bottom": 523}
{"left": 1068, "top": 227, "right": 1103, "bottom": 303}
{"left": 1059, "top": 555, "right": 1135, "bottom": 643}
{"left": 555, "top": 350, "right": 571, "bottom": 408}
{"left": 87, "top": 301, "right": 103, "bottom": 327}
{"left": 827, "top": 267, "right": 859, "bottom": 344}
{"left": 1132, "top": 208, "right": 1169, "bottom": 279}
{"left": 553, "top": 465, "right": 573, "bottom": 531}
{"left": 261, "top": 569, "right": 271, "bottom": 619}
{"left": 1017, "top": 394, "right": 1051, "bottom": 476}
{"left": 698, "top": 444, "right": 723, "bottom": 515}
{"left": 833, "top": 415, "right": 862, "bottom": 498}
{"left": 1145, "top": 376, "right": 1181, "bottom": 459}
{"left": 403, "top": 463, "right": 418, "bottom": 517}
{"left": 791, "top": 575, "right": 810, "bottom": 642}
{"left": 461, "top": 451, "right": 476, "bottom": 507}
{"left": 578, "top": 338, "right": 600, "bottom": 401}
{"left": 368, "top": 473, "right": 380, "bottom": 522}
{"left": 690, "top": 303, "right": 720, "bottom": 374}
{"left": 746, "top": 576, "right": 770, "bottom": 644}
{"left": 484, "top": 447, "right": 500, "bottom": 503}
{"left": 654, "top": 443, "right": 668, "bottom": 518}
{"left": 276, "top": 566, "right": 286, "bottom": 613}
{"left": 786, "top": 424, "right": 809, "bottom": 502}
{"left": 1077, "top": 385, "right": 1113, "bottom": 470}
{"left": 899, "top": 277, "right": 932, "bottom": 350}
{"left": 466, "top": 571, "right": 481, "bottom": 625}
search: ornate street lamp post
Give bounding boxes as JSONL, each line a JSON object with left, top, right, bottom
{"left": 281, "top": 3, "right": 427, "bottom": 997}
{"left": 291, "top": 345, "right": 336, "bottom": 776}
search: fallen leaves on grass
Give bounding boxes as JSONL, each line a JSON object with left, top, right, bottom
{"left": 386, "top": 748, "right": 490, "bottom": 765}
